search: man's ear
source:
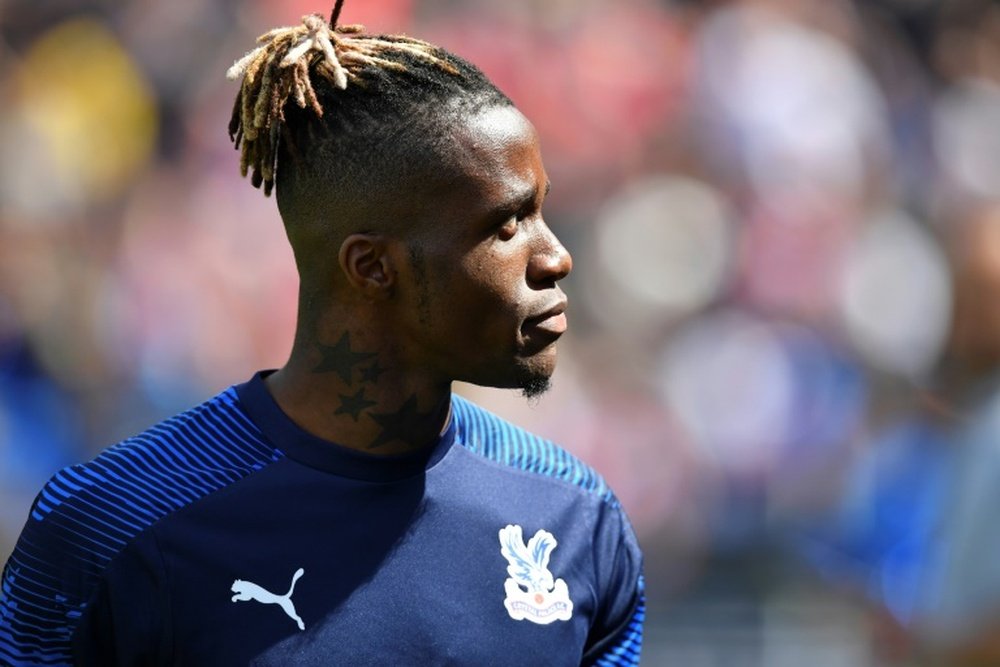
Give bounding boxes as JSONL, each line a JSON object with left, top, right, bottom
{"left": 338, "top": 233, "right": 396, "bottom": 298}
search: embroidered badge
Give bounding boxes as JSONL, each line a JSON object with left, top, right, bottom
{"left": 230, "top": 567, "right": 306, "bottom": 631}
{"left": 498, "top": 524, "right": 573, "bottom": 624}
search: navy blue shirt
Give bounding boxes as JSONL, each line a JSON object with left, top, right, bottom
{"left": 0, "top": 373, "right": 644, "bottom": 666}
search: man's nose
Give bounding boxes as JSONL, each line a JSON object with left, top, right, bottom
{"left": 527, "top": 222, "right": 572, "bottom": 287}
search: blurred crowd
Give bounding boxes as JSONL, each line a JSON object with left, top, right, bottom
{"left": 2, "top": 0, "right": 1000, "bottom": 664}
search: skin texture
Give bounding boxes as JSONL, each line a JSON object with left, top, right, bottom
{"left": 266, "top": 105, "right": 572, "bottom": 455}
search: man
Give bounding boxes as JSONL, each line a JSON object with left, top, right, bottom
{"left": 0, "top": 3, "right": 644, "bottom": 665}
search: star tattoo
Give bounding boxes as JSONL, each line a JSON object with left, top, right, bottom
{"left": 334, "top": 388, "right": 376, "bottom": 421}
{"left": 313, "top": 332, "right": 376, "bottom": 384}
{"left": 359, "top": 361, "right": 386, "bottom": 384}
{"left": 366, "top": 395, "right": 438, "bottom": 450}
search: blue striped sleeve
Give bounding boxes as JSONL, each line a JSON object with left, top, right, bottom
{"left": 0, "top": 388, "right": 278, "bottom": 666}
{"left": 593, "top": 579, "right": 645, "bottom": 666}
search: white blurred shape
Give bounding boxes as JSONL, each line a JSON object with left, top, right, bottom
{"left": 838, "top": 211, "right": 951, "bottom": 379}
{"left": 698, "top": 6, "right": 889, "bottom": 201}
{"left": 584, "top": 175, "right": 731, "bottom": 333}
{"left": 934, "top": 79, "right": 1000, "bottom": 203}
{"left": 657, "top": 310, "right": 793, "bottom": 474}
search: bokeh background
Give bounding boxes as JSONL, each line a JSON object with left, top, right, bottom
{"left": 2, "top": 0, "right": 1000, "bottom": 664}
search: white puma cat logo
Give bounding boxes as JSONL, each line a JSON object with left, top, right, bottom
{"left": 230, "top": 567, "right": 306, "bottom": 631}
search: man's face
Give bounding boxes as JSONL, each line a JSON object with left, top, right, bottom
{"left": 395, "top": 105, "right": 573, "bottom": 396}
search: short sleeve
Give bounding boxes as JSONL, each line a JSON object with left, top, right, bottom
{"left": 72, "top": 531, "right": 169, "bottom": 667}
{"left": 0, "top": 469, "right": 167, "bottom": 667}
{"left": 0, "top": 472, "right": 96, "bottom": 666}
{"left": 582, "top": 501, "right": 645, "bottom": 666}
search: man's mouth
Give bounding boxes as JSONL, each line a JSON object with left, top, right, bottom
{"left": 523, "top": 300, "right": 568, "bottom": 337}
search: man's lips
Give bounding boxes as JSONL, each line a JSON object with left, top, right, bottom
{"left": 523, "top": 301, "right": 568, "bottom": 336}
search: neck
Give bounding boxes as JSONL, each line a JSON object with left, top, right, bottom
{"left": 266, "top": 323, "right": 452, "bottom": 455}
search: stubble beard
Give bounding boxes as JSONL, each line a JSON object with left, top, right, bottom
{"left": 520, "top": 377, "right": 551, "bottom": 400}
{"left": 513, "top": 344, "right": 559, "bottom": 400}
{"left": 514, "top": 367, "right": 552, "bottom": 400}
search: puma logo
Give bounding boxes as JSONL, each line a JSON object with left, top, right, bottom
{"left": 230, "top": 567, "right": 306, "bottom": 631}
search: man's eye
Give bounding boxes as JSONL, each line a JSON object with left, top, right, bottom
{"left": 498, "top": 218, "right": 518, "bottom": 240}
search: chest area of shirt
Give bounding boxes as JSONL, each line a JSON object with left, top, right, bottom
{"left": 154, "top": 493, "right": 595, "bottom": 666}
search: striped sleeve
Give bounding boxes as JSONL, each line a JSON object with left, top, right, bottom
{"left": 593, "top": 578, "right": 645, "bottom": 666}
{"left": 0, "top": 388, "right": 278, "bottom": 666}
{"left": 582, "top": 509, "right": 645, "bottom": 667}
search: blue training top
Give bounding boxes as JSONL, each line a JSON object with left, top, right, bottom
{"left": 0, "top": 372, "right": 644, "bottom": 666}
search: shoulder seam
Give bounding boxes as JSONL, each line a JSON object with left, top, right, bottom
{"left": 451, "top": 394, "right": 618, "bottom": 507}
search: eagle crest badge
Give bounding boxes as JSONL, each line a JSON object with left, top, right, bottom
{"left": 498, "top": 524, "right": 573, "bottom": 624}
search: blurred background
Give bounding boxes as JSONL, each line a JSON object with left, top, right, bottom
{"left": 1, "top": 0, "right": 1000, "bottom": 664}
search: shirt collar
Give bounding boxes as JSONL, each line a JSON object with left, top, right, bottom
{"left": 235, "top": 370, "right": 456, "bottom": 482}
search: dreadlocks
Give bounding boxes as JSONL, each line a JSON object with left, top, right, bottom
{"left": 226, "top": 0, "right": 510, "bottom": 198}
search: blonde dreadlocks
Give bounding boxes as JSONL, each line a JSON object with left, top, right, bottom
{"left": 226, "top": 0, "right": 468, "bottom": 196}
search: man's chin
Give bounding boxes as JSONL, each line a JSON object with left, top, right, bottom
{"left": 512, "top": 364, "right": 553, "bottom": 400}
{"left": 518, "top": 374, "right": 551, "bottom": 399}
{"left": 462, "top": 353, "right": 555, "bottom": 398}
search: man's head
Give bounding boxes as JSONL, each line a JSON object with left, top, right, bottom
{"left": 227, "top": 4, "right": 572, "bottom": 397}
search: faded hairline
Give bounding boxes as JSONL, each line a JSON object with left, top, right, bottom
{"left": 274, "top": 93, "right": 513, "bottom": 242}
